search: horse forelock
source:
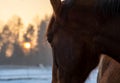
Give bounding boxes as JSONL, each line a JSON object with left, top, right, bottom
{"left": 96, "top": 0, "right": 120, "bottom": 16}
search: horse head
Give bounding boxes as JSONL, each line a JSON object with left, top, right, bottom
{"left": 47, "top": 0, "right": 100, "bottom": 83}
{"left": 47, "top": 0, "right": 120, "bottom": 83}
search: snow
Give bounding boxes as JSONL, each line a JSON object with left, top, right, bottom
{"left": 0, "top": 66, "right": 52, "bottom": 83}
{"left": 85, "top": 68, "right": 98, "bottom": 83}
{"left": 0, "top": 66, "right": 98, "bottom": 83}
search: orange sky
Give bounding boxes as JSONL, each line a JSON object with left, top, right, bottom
{"left": 0, "top": 0, "right": 53, "bottom": 25}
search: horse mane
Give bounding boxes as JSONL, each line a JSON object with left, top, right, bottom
{"left": 63, "top": 0, "right": 120, "bottom": 15}
{"left": 97, "top": 0, "right": 120, "bottom": 16}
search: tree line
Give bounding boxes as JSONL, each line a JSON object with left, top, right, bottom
{"left": 0, "top": 15, "right": 52, "bottom": 66}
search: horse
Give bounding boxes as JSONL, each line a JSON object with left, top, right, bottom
{"left": 47, "top": 0, "right": 120, "bottom": 83}
{"left": 98, "top": 55, "right": 120, "bottom": 83}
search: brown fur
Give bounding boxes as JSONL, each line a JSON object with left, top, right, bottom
{"left": 98, "top": 55, "right": 120, "bottom": 83}
{"left": 47, "top": 0, "right": 120, "bottom": 83}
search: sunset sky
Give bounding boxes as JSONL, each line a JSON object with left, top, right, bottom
{"left": 0, "top": 0, "right": 53, "bottom": 25}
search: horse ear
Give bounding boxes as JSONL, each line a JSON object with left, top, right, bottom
{"left": 50, "top": 0, "right": 62, "bottom": 16}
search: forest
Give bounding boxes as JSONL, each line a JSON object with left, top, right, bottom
{"left": 0, "top": 15, "right": 52, "bottom": 66}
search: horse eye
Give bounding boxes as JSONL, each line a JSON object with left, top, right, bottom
{"left": 47, "top": 32, "right": 54, "bottom": 44}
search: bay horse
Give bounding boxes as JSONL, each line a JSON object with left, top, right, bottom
{"left": 47, "top": 0, "right": 120, "bottom": 83}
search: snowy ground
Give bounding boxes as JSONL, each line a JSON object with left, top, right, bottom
{"left": 0, "top": 65, "right": 98, "bottom": 83}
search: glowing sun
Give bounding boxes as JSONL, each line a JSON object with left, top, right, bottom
{"left": 23, "top": 42, "right": 31, "bottom": 49}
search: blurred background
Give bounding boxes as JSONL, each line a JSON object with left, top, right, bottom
{"left": 0, "top": 0, "right": 97, "bottom": 83}
{"left": 0, "top": 0, "right": 53, "bottom": 66}
{"left": 0, "top": 0, "right": 53, "bottom": 83}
